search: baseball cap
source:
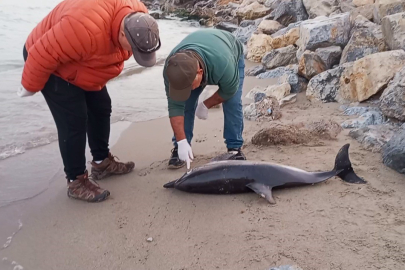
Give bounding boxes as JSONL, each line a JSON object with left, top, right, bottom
{"left": 124, "top": 12, "right": 161, "bottom": 67}
{"left": 166, "top": 52, "right": 199, "bottom": 102}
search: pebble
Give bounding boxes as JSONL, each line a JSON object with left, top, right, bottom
{"left": 146, "top": 237, "right": 153, "bottom": 242}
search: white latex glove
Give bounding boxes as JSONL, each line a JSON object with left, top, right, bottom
{"left": 196, "top": 101, "right": 208, "bottom": 120}
{"left": 177, "top": 139, "right": 194, "bottom": 170}
{"left": 17, "top": 85, "right": 35, "bottom": 97}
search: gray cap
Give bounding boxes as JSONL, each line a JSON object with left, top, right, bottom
{"left": 124, "top": 12, "right": 160, "bottom": 67}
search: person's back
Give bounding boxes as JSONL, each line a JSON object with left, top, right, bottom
{"left": 23, "top": 0, "right": 148, "bottom": 92}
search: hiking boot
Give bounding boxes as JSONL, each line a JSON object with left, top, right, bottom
{"left": 67, "top": 171, "right": 110, "bottom": 202}
{"left": 91, "top": 152, "right": 135, "bottom": 180}
{"left": 227, "top": 148, "right": 246, "bottom": 160}
{"left": 168, "top": 147, "right": 185, "bottom": 169}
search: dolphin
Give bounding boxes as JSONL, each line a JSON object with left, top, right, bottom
{"left": 163, "top": 144, "right": 366, "bottom": 204}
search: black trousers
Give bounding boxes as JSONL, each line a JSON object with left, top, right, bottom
{"left": 23, "top": 46, "right": 112, "bottom": 180}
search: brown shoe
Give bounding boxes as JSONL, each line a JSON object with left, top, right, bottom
{"left": 91, "top": 152, "right": 135, "bottom": 180}
{"left": 67, "top": 171, "right": 110, "bottom": 202}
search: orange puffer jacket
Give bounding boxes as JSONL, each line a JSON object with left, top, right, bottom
{"left": 22, "top": 0, "right": 148, "bottom": 92}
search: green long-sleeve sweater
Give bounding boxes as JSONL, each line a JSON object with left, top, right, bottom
{"left": 163, "top": 28, "right": 244, "bottom": 117}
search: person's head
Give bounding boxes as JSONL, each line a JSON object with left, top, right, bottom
{"left": 119, "top": 12, "right": 161, "bottom": 67}
{"left": 166, "top": 51, "right": 204, "bottom": 101}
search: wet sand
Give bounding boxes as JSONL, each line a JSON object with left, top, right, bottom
{"left": 1, "top": 62, "right": 405, "bottom": 270}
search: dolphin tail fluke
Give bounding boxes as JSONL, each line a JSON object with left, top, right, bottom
{"left": 333, "top": 144, "right": 367, "bottom": 184}
{"left": 246, "top": 183, "right": 276, "bottom": 204}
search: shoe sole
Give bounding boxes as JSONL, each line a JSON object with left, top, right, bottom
{"left": 167, "top": 163, "right": 185, "bottom": 169}
{"left": 91, "top": 166, "right": 135, "bottom": 180}
{"left": 67, "top": 190, "right": 110, "bottom": 203}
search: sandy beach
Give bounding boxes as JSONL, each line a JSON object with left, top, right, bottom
{"left": 1, "top": 60, "right": 405, "bottom": 270}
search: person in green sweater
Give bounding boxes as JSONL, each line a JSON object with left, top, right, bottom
{"left": 162, "top": 28, "right": 246, "bottom": 170}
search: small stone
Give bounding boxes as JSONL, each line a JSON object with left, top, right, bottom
{"left": 147, "top": 237, "right": 153, "bottom": 242}
{"left": 245, "top": 65, "right": 266, "bottom": 76}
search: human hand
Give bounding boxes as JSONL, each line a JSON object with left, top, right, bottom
{"left": 17, "top": 85, "right": 35, "bottom": 97}
{"left": 196, "top": 101, "right": 208, "bottom": 120}
{"left": 177, "top": 139, "right": 194, "bottom": 170}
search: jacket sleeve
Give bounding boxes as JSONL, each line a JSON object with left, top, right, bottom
{"left": 21, "top": 16, "right": 93, "bottom": 92}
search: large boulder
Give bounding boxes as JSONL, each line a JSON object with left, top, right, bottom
{"left": 340, "top": 15, "right": 386, "bottom": 64}
{"left": 246, "top": 34, "right": 273, "bottom": 62}
{"left": 235, "top": 2, "right": 271, "bottom": 20}
{"left": 258, "top": 65, "right": 308, "bottom": 93}
{"left": 341, "top": 110, "right": 385, "bottom": 128}
{"left": 296, "top": 13, "right": 351, "bottom": 57}
{"left": 257, "top": 20, "right": 285, "bottom": 35}
{"left": 215, "top": 22, "right": 238, "bottom": 32}
{"left": 340, "top": 0, "right": 356, "bottom": 12}
{"left": 339, "top": 50, "right": 405, "bottom": 103}
{"left": 382, "top": 12, "right": 405, "bottom": 51}
{"left": 349, "top": 124, "right": 399, "bottom": 152}
{"left": 353, "top": 0, "right": 374, "bottom": 6}
{"left": 245, "top": 65, "right": 266, "bottom": 76}
{"left": 306, "top": 64, "right": 352, "bottom": 102}
{"left": 271, "top": 21, "right": 302, "bottom": 37}
{"left": 315, "top": 46, "right": 342, "bottom": 69}
{"left": 298, "top": 50, "right": 327, "bottom": 80}
{"left": 233, "top": 24, "right": 258, "bottom": 44}
{"left": 379, "top": 66, "right": 405, "bottom": 121}
{"left": 382, "top": 128, "right": 405, "bottom": 174}
{"left": 266, "top": 0, "right": 309, "bottom": 26}
{"left": 271, "top": 27, "right": 300, "bottom": 49}
{"left": 261, "top": 45, "right": 298, "bottom": 69}
{"left": 373, "top": 0, "right": 405, "bottom": 24}
{"left": 349, "top": 4, "right": 375, "bottom": 20}
{"left": 303, "top": 0, "right": 341, "bottom": 18}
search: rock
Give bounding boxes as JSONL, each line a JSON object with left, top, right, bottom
{"left": 258, "top": 20, "right": 284, "bottom": 35}
{"left": 146, "top": 237, "right": 153, "bottom": 242}
{"left": 303, "top": 0, "right": 341, "bottom": 18}
{"left": 341, "top": 110, "right": 385, "bottom": 128}
{"left": 268, "top": 266, "right": 303, "bottom": 270}
{"left": 236, "top": 2, "right": 271, "bottom": 20}
{"left": 257, "top": 65, "right": 307, "bottom": 93}
{"left": 245, "top": 65, "right": 266, "bottom": 76}
{"left": 349, "top": 124, "right": 399, "bottom": 152}
{"left": 340, "top": 17, "right": 386, "bottom": 64}
{"left": 246, "top": 34, "right": 273, "bottom": 62}
{"left": 267, "top": 0, "right": 309, "bottom": 26}
{"left": 298, "top": 50, "right": 327, "bottom": 80}
{"left": 353, "top": 0, "right": 374, "bottom": 6}
{"left": 243, "top": 103, "right": 258, "bottom": 120}
{"left": 373, "top": 0, "right": 405, "bottom": 24}
{"left": 271, "top": 27, "right": 300, "bottom": 49}
{"left": 215, "top": 22, "right": 238, "bottom": 32}
{"left": 246, "top": 86, "right": 265, "bottom": 99}
{"left": 265, "top": 83, "right": 291, "bottom": 100}
{"left": 261, "top": 45, "right": 298, "bottom": 69}
{"left": 233, "top": 24, "right": 258, "bottom": 44}
{"left": 296, "top": 13, "right": 351, "bottom": 54}
{"left": 254, "top": 92, "right": 267, "bottom": 102}
{"left": 382, "top": 128, "right": 405, "bottom": 174}
{"left": 339, "top": 50, "right": 405, "bottom": 103}
{"left": 306, "top": 64, "right": 351, "bottom": 102}
{"left": 315, "top": 46, "right": 342, "bottom": 69}
{"left": 350, "top": 4, "right": 375, "bottom": 20}
{"left": 379, "top": 66, "right": 405, "bottom": 121}
{"left": 340, "top": 0, "right": 356, "bottom": 12}
{"left": 271, "top": 21, "right": 302, "bottom": 37}
{"left": 382, "top": 12, "right": 405, "bottom": 51}
{"left": 149, "top": 10, "right": 165, "bottom": 19}
{"left": 280, "top": 94, "right": 297, "bottom": 107}
{"left": 343, "top": 106, "right": 377, "bottom": 115}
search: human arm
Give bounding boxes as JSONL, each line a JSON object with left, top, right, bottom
{"left": 21, "top": 16, "right": 93, "bottom": 92}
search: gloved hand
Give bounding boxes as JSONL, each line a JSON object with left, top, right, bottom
{"left": 17, "top": 85, "right": 35, "bottom": 97}
{"left": 177, "top": 139, "right": 194, "bottom": 170}
{"left": 196, "top": 101, "right": 208, "bottom": 120}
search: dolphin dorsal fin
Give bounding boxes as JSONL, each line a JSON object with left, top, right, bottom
{"left": 246, "top": 183, "right": 276, "bottom": 204}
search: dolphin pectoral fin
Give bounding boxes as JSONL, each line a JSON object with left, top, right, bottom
{"left": 246, "top": 183, "right": 276, "bottom": 204}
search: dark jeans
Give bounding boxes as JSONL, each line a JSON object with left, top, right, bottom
{"left": 23, "top": 46, "right": 111, "bottom": 180}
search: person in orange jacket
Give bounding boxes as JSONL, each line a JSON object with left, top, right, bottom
{"left": 18, "top": 0, "right": 161, "bottom": 203}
